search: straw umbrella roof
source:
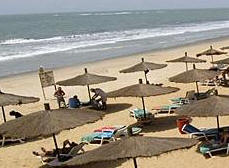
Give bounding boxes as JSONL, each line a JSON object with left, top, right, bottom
{"left": 175, "top": 95, "right": 229, "bottom": 117}
{"left": 220, "top": 46, "right": 229, "bottom": 50}
{"left": 169, "top": 68, "right": 220, "bottom": 83}
{"left": 107, "top": 82, "right": 179, "bottom": 98}
{"left": 120, "top": 58, "right": 167, "bottom": 73}
{"left": 64, "top": 136, "right": 197, "bottom": 166}
{"left": 0, "top": 91, "right": 40, "bottom": 106}
{"left": 56, "top": 69, "right": 117, "bottom": 86}
{"left": 0, "top": 108, "right": 104, "bottom": 139}
{"left": 211, "top": 57, "right": 229, "bottom": 65}
{"left": 196, "top": 46, "right": 227, "bottom": 57}
{"left": 167, "top": 53, "right": 206, "bottom": 63}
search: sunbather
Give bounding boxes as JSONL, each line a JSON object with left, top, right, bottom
{"left": 220, "top": 130, "right": 229, "bottom": 144}
{"left": 32, "top": 140, "right": 85, "bottom": 157}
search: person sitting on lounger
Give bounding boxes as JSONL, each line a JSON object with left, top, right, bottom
{"left": 220, "top": 130, "right": 229, "bottom": 144}
{"left": 9, "top": 110, "right": 23, "bottom": 118}
{"left": 32, "top": 140, "right": 86, "bottom": 157}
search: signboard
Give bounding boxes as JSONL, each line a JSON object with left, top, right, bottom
{"left": 38, "top": 67, "right": 56, "bottom": 100}
{"left": 39, "top": 71, "right": 55, "bottom": 88}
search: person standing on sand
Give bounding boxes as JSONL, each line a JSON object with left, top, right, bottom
{"left": 90, "top": 88, "right": 107, "bottom": 110}
{"left": 54, "top": 87, "right": 66, "bottom": 108}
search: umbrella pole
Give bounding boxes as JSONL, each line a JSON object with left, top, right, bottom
{"left": 185, "top": 62, "right": 188, "bottom": 71}
{"left": 211, "top": 55, "right": 214, "bottom": 64}
{"left": 52, "top": 134, "right": 60, "bottom": 161}
{"left": 1, "top": 106, "right": 6, "bottom": 123}
{"left": 195, "top": 82, "right": 199, "bottom": 94}
{"left": 216, "top": 115, "right": 220, "bottom": 138}
{"left": 87, "top": 84, "right": 91, "bottom": 101}
{"left": 144, "top": 72, "right": 148, "bottom": 84}
{"left": 141, "top": 97, "right": 146, "bottom": 118}
{"left": 133, "top": 158, "right": 138, "bottom": 168}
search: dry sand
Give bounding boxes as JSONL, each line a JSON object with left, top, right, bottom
{"left": 1, "top": 38, "right": 229, "bottom": 168}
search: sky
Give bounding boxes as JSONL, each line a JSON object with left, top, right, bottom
{"left": 1, "top": 0, "right": 229, "bottom": 15}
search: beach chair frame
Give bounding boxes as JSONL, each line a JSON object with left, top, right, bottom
{"left": 206, "top": 143, "right": 229, "bottom": 158}
{"left": 1, "top": 136, "right": 25, "bottom": 147}
{"left": 181, "top": 124, "right": 217, "bottom": 140}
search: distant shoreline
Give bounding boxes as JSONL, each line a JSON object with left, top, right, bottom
{"left": 1, "top": 35, "right": 229, "bottom": 80}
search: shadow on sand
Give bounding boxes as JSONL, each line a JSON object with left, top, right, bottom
{"left": 104, "top": 103, "right": 132, "bottom": 114}
{"left": 40, "top": 159, "right": 127, "bottom": 168}
{"left": 88, "top": 103, "right": 132, "bottom": 114}
{"left": 141, "top": 115, "right": 179, "bottom": 133}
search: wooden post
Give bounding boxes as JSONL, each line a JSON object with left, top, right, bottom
{"left": 52, "top": 134, "right": 60, "bottom": 161}
{"left": 139, "top": 79, "right": 146, "bottom": 118}
{"left": 1, "top": 106, "right": 6, "bottom": 122}
{"left": 87, "top": 84, "right": 91, "bottom": 101}
{"left": 144, "top": 71, "right": 148, "bottom": 84}
{"left": 85, "top": 68, "right": 91, "bottom": 101}
{"left": 216, "top": 115, "right": 220, "bottom": 138}
{"left": 133, "top": 158, "right": 138, "bottom": 168}
{"left": 195, "top": 81, "right": 199, "bottom": 94}
{"left": 41, "top": 87, "right": 46, "bottom": 100}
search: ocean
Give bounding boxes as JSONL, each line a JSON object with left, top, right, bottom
{"left": 1, "top": 8, "right": 229, "bottom": 77}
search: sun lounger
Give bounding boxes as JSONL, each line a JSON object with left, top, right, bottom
{"left": 152, "top": 104, "right": 181, "bottom": 114}
{"left": 205, "top": 143, "right": 229, "bottom": 157}
{"left": 195, "top": 88, "right": 218, "bottom": 100}
{"left": 93, "top": 126, "right": 123, "bottom": 132}
{"left": 129, "top": 108, "right": 154, "bottom": 120}
{"left": 182, "top": 124, "right": 218, "bottom": 140}
{"left": 200, "top": 80, "right": 216, "bottom": 86}
{"left": 0, "top": 136, "right": 25, "bottom": 147}
{"left": 81, "top": 131, "right": 115, "bottom": 145}
{"left": 170, "top": 90, "right": 196, "bottom": 104}
{"left": 37, "top": 143, "right": 85, "bottom": 165}
{"left": 82, "top": 126, "right": 142, "bottom": 145}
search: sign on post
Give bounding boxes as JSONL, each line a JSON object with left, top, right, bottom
{"left": 39, "top": 67, "right": 56, "bottom": 99}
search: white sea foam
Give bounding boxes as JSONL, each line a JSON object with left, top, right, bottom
{"left": 79, "top": 12, "right": 132, "bottom": 16}
{"left": 1, "top": 20, "right": 229, "bottom": 62}
{"left": 0, "top": 36, "right": 63, "bottom": 45}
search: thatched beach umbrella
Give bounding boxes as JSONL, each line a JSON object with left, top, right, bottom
{"left": 107, "top": 79, "right": 179, "bottom": 118}
{"left": 175, "top": 95, "right": 229, "bottom": 135}
{"left": 196, "top": 46, "right": 227, "bottom": 63}
{"left": 220, "top": 46, "right": 229, "bottom": 50}
{"left": 211, "top": 57, "right": 229, "bottom": 65}
{"left": 169, "top": 65, "right": 220, "bottom": 93}
{"left": 167, "top": 52, "right": 206, "bottom": 71}
{"left": 0, "top": 91, "right": 40, "bottom": 122}
{"left": 120, "top": 58, "right": 167, "bottom": 83}
{"left": 0, "top": 108, "right": 104, "bottom": 159}
{"left": 64, "top": 136, "right": 198, "bottom": 168}
{"left": 56, "top": 68, "right": 117, "bottom": 100}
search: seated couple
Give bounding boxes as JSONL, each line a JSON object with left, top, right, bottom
{"left": 33, "top": 140, "right": 86, "bottom": 159}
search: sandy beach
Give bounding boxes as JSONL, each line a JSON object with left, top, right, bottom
{"left": 1, "top": 37, "right": 229, "bottom": 168}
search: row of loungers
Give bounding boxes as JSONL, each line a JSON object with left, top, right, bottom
{"left": 35, "top": 125, "right": 142, "bottom": 166}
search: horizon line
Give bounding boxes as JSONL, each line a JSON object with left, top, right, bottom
{"left": 1, "top": 7, "right": 229, "bottom": 16}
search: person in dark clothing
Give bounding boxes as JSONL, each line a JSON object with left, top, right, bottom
{"left": 9, "top": 110, "right": 23, "bottom": 119}
{"left": 54, "top": 87, "right": 66, "bottom": 108}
